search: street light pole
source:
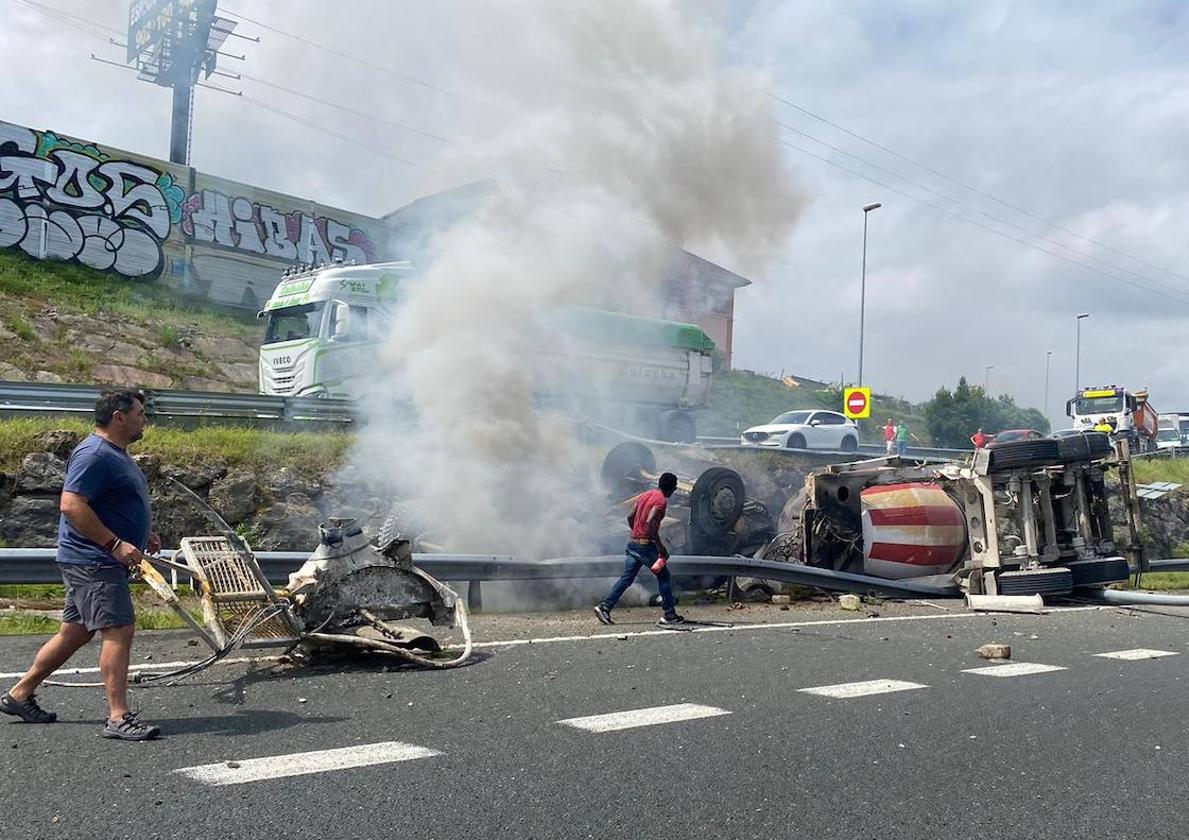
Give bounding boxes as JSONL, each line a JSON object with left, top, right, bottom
{"left": 985, "top": 365, "right": 994, "bottom": 393}
{"left": 1044, "top": 350, "right": 1053, "bottom": 429}
{"left": 857, "top": 201, "right": 881, "bottom": 386}
{"left": 1075, "top": 313, "right": 1091, "bottom": 394}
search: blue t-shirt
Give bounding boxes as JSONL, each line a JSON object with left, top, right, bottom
{"left": 57, "top": 433, "right": 151, "bottom": 566}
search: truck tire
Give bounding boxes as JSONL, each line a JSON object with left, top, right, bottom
{"left": 997, "top": 566, "right": 1074, "bottom": 596}
{"left": 840, "top": 435, "right": 858, "bottom": 452}
{"left": 658, "top": 410, "right": 696, "bottom": 444}
{"left": 599, "top": 442, "right": 656, "bottom": 499}
{"left": 987, "top": 439, "right": 1061, "bottom": 472}
{"left": 689, "top": 466, "right": 746, "bottom": 539}
{"left": 1056, "top": 431, "right": 1112, "bottom": 462}
{"left": 786, "top": 433, "right": 806, "bottom": 450}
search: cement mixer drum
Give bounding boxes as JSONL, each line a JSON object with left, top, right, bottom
{"left": 860, "top": 483, "right": 967, "bottom": 579}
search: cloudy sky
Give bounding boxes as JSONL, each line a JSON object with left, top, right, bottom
{"left": 4, "top": 0, "right": 1189, "bottom": 425}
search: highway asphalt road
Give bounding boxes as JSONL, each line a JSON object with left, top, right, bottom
{"left": 1, "top": 604, "right": 1186, "bottom": 840}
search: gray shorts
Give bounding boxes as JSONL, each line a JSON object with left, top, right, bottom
{"left": 59, "top": 563, "right": 135, "bottom": 631}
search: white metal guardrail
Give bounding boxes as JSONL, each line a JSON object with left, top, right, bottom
{"left": 0, "top": 380, "right": 355, "bottom": 426}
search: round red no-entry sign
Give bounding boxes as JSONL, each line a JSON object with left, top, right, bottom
{"left": 843, "top": 386, "right": 871, "bottom": 419}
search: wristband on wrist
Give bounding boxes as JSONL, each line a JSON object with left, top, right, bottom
{"left": 102, "top": 536, "right": 118, "bottom": 553}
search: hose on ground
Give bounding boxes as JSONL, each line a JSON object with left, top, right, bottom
{"left": 304, "top": 598, "right": 473, "bottom": 669}
{"left": 1077, "top": 588, "right": 1189, "bottom": 608}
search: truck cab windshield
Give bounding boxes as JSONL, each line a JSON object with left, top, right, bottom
{"left": 1075, "top": 395, "right": 1124, "bottom": 415}
{"left": 264, "top": 302, "right": 325, "bottom": 344}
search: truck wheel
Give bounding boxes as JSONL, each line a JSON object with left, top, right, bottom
{"left": 987, "top": 439, "right": 1061, "bottom": 472}
{"left": 690, "top": 467, "right": 746, "bottom": 539}
{"left": 658, "top": 411, "right": 696, "bottom": 444}
{"left": 599, "top": 442, "right": 656, "bottom": 498}
{"left": 997, "top": 566, "right": 1074, "bottom": 596}
{"left": 1057, "top": 431, "right": 1112, "bottom": 462}
{"left": 840, "top": 435, "right": 858, "bottom": 452}
{"left": 786, "top": 433, "right": 806, "bottom": 449}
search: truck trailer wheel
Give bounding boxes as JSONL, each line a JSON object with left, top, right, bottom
{"left": 997, "top": 566, "right": 1074, "bottom": 596}
{"left": 657, "top": 411, "right": 696, "bottom": 444}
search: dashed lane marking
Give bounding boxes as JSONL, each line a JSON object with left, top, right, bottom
{"left": 797, "top": 679, "right": 928, "bottom": 699}
{"left": 962, "top": 662, "right": 1066, "bottom": 677}
{"left": 173, "top": 741, "right": 442, "bottom": 786}
{"left": 1094, "top": 648, "right": 1180, "bottom": 661}
{"left": 558, "top": 703, "right": 731, "bottom": 732}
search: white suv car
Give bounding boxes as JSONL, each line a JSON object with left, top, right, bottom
{"left": 741, "top": 410, "right": 859, "bottom": 451}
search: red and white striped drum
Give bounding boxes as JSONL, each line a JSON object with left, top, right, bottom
{"left": 860, "top": 483, "right": 967, "bottom": 579}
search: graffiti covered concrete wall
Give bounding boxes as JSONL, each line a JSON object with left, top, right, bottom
{"left": 0, "top": 119, "right": 385, "bottom": 310}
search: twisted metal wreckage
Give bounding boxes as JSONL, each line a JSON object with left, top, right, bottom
{"left": 130, "top": 431, "right": 1155, "bottom": 679}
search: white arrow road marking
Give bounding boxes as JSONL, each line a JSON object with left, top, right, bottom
{"left": 1094, "top": 648, "right": 1179, "bottom": 661}
{"left": 558, "top": 703, "right": 730, "bottom": 732}
{"left": 174, "top": 741, "right": 442, "bottom": 786}
{"left": 962, "top": 662, "right": 1066, "bottom": 677}
{"left": 797, "top": 679, "right": 928, "bottom": 698}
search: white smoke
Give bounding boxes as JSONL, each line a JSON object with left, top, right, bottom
{"left": 350, "top": 0, "right": 804, "bottom": 557}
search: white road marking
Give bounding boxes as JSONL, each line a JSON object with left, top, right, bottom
{"left": 1094, "top": 648, "right": 1180, "bottom": 661}
{"left": 0, "top": 655, "right": 281, "bottom": 681}
{"left": 962, "top": 662, "right": 1066, "bottom": 677}
{"left": 797, "top": 679, "right": 928, "bottom": 699}
{"left": 558, "top": 703, "right": 730, "bottom": 732}
{"left": 443, "top": 605, "right": 1106, "bottom": 651}
{"left": 174, "top": 741, "right": 441, "bottom": 786}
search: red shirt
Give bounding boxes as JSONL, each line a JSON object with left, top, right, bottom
{"left": 883, "top": 424, "right": 896, "bottom": 442}
{"left": 971, "top": 431, "right": 988, "bottom": 449}
{"left": 630, "top": 489, "right": 668, "bottom": 539}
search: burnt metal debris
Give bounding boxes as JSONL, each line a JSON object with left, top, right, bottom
{"left": 138, "top": 506, "right": 471, "bottom": 670}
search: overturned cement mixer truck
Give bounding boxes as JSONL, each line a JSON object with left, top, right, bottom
{"left": 601, "top": 431, "right": 1143, "bottom": 600}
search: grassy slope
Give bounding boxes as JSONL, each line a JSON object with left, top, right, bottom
{"left": 0, "top": 250, "right": 260, "bottom": 385}
{"left": 0, "top": 416, "right": 352, "bottom": 474}
{"left": 701, "top": 369, "right": 932, "bottom": 443}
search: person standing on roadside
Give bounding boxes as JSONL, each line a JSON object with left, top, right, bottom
{"left": 882, "top": 419, "right": 897, "bottom": 455}
{"left": 0, "top": 389, "right": 162, "bottom": 741}
{"left": 895, "top": 421, "right": 919, "bottom": 456}
{"left": 595, "top": 472, "right": 685, "bottom": 627}
{"left": 970, "top": 428, "right": 989, "bottom": 449}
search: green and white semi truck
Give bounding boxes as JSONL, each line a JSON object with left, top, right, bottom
{"left": 258, "top": 262, "right": 715, "bottom": 441}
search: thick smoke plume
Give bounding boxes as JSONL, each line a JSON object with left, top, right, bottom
{"left": 351, "top": 1, "right": 803, "bottom": 557}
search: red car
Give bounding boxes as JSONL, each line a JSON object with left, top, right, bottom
{"left": 987, "top": 429, "right": 1045, "bottom": 448}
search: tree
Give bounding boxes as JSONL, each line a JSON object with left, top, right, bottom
{"left": 924, "top": 377, "right": 1050, "bottom": 447}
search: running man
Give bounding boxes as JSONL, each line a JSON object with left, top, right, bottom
{"left": 595, "top": 472, "right": 685, "bottom": 627}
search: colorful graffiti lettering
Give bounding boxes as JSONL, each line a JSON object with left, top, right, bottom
{"left": 0, "top": 123, "right": 184, "bottom": 277}
{"left": 181, "top": 189, "right": 377, "bottom": 265}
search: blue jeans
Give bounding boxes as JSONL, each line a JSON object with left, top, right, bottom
{"left": 896, "top": 441, "right": 907, "bottom": 456}
{"left": 601, "top": 542, "right": 676, "bottom": 615}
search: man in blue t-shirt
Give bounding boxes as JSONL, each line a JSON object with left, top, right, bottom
{"left": 1, "top": 389, "right": 162, "bottom": 741}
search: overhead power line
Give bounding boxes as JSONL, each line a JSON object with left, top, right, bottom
{"left": 240, "top": 73, "right": 447, "bottom": 143}
{"left": 769, "top": 91, "right": 1189, "bottom": 288}
{"left": 778, "top": 138, "right": 1189, "bottom": 307}
{"left": 221, "top": 7, "right": 456, "bottom": 98}
{"left": 776, "top": 121, "right": 1189, "bottom": 301}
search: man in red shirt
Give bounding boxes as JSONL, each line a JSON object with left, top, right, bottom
{"left": 594, "top": 472, "right": 684, "bottom": 627}
{"left": 883, "top": 419, "right": 897, "bottom": 454}
{"left": 970, "top": 428, "right": 989, "bottom": 449}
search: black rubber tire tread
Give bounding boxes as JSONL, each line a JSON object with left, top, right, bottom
{"left": 997, "top": 566, "right": 1074, "bottom": 596}
{"left": 1056, "top": 431, "right": 1112, "bottom": 463}
{"left": 840, "top": 436, "right": 858, "bottom": 452}
{"left": 786, "top": 433, "right": 806, "bottom": 450}
{"left": 600, "top": 442, "right": 656, "bottom": 497}
{"left": 690, "top": 466, "right": 746, "bottom": 536}
{"left": 1067, "top": 557, "right": 1130, "bottom": 587}
{"left": 987, "top": 439, "right": 1061, "bottom": 472}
